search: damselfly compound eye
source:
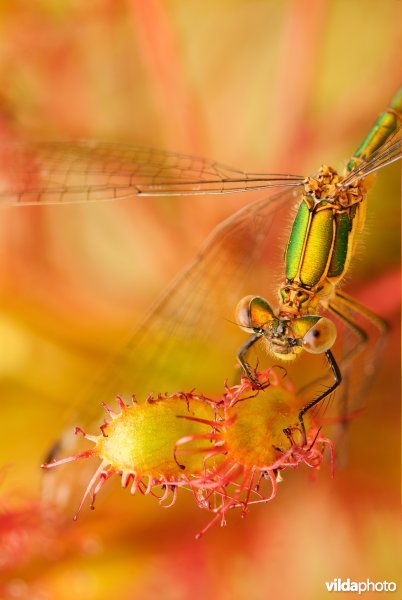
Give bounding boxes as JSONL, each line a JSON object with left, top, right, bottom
{"left": 235, "top": 295, "right": 275, "bottom": 333}
{"left": 302, "top": 317, "right": 337, "bottom": 354}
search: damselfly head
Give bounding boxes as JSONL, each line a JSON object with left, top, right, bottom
{"left": 266, "top": 315, "right": 337, "bottom": 360}
{"left": 265, "top": 318, "right": 302, "bottom": 361}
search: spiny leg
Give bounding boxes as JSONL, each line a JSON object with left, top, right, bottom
{"left": 298, "top": 350, "right": 342, "bottom": 443}
{"left": 297, "top": 296, "right": 370, "bottom": 443}
{"left": 298, "top": 291, "right": 387, "bottom": 450}
{"left": 297, "top": 290, "right": 387, "bottom": 398}
{"left": 237, "top": 332, "right": 262, "bottom": 387}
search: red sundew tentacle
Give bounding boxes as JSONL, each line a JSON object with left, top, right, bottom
{"left": 232, "top": 470, "right": 279, "bottom": 508}
{"left": 222, "top": 371, "right": 271, "bottom": 408}
{"left": 185, "top": 480, "right": 210, "bottom": 510}
{"left": 214, "top": 468, "right": 255, "bottom": 517}
{"left": 218, "top": 473, "right": 249, "bottom": 495}
{"left": 264, "top": 427, "right": 332, "bottom": 476}
{"left": 240, "top": 468, "right": 258, "bottom": 517}
{"left": 254, "top": 470, "right": 268, "bottom": 494}
{"left": 263, "top": 470, "right": 279, "bottom": 500}
{"left": 196, "top": 467, "right": 252, "bottom": 540}
{"left": 41, "top": 449, "right": 94, "bottom": 469}
{"left": 208, "top": 456, "right": 238, "bottom": 479}
{"left": 174, "top": 391, "right": 217, "bottom": 409}
{"left": 156, "top": 483, "right": 171, "bottom": 503}
{"left": 115, "top": 396, "right": 127, "bottom": 411}
{"left": 201, "top": 448, "right": 226, "bottom": 478}
{"left": 177, "top": 446, "right": 223, "bottom": 462}
{"left": 73, "top": 461, "right": 110, "bottom": 519}
{"left": 99, "top": 421, "right": 108, "bottom": 437}
{"left": 130, "top": 476, "right": 141, "bottom": 495}
{"left": 220, "top": 415, "right": 238, "bottom": 431}
{"left": 307, "top": 426, "right": 322, "bottom": 451}
{"left": 284, "top": 458, "right": 301, "bottom": 469}
{"left": 121, "top": 471, "right": 134, "bottom": 488}
{"left": 185, "top": 457, "right": 230, "bottom": 496}
{"left": 218, "top": 462, "right": 245, "bottom": 487}
{"left": 205, "top": 487, "right": 222, "bottom": 507}
{"left": 148, "top": 484, "right": 166, "bottom": 500}
{"left": 222, "top": 380, "right": 246, "bottom": 406}
{"left": 175, "top": 433, "right": 222, "bottom": 446}
{"left": 160, "top": 485, "right": 178, "bottom": 509}
{"left": 202, "top": 482, "right": 227, "bottom": 506}
{"left": 137, "top": 479, "right": 148, "bottom": 495}
{"left": 266, "top": 429, "right": 324, "bottom": 472}
{"left": 304, "top": 457, "right": 321, "bottom": 469}
{"left": 176, "top": 414, "right": 220, "bottom": 429}
{"left": 73, "top": 427, "right": 98, "bottom": 444}
{"left": 229, "top": 391, "right": 261, "bottom": 408}
{"left": 303, "top": 448, "right": 323, "bottom": 468}
{"left": 290, "top": 454, "right": 312, "bottom": 469}
{"left": 214, "top": 461, "right": 245, "bottom": 489}
{"left": 197, "top": 483, "right": 229, "bottom": 516}
{"left": 219, "top": 470, "right": 267, "bottom": 509}
{"left": 187, "top": 467, "right": 222, "bottom": 501}
{"left": 173, "top": 432, "right": 222, "bottom": 470}
{"left": 101, "top": 402, "right": 116, "bottom": 418}
{"left": 91, "top": 469, "right": 114, "bottom": 509}
{"left": 151, "top": 483, "right": 170, "bottom": 502}
{"left": 144, "top": 476, "right": 156, "bottom": 495}
{"left": 192, "top": 464, "right": 246, "bottom": 513}
{"left": 247, "top": 480, "right": 265, "bottom": 502}
{"left": 215, "top": 486, "right": 230, "bottom": 514}
{"left": 191, "top": 460, "right": 242, "bottom": 492}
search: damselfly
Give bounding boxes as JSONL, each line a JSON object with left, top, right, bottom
{"left": 1, "top": 88, "right": 401, "bottom": 442}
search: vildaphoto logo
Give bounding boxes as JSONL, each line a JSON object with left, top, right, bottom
{"left": 325, "top": 579, "right": 397, "bottom": 594}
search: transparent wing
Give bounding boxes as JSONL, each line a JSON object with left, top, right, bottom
{"left": 60, "top": 185, "right": 302, "bottom": 430}
{"left": 36, "top": 176, "right": 305, "bottom": 509}
{"left": 342, "top": 123, "right": 401, "bottom": 186}
{"left": 0, "top": 141, "right": 304, "bottom": 206}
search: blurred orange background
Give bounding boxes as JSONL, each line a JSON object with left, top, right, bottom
{"left": 0, "top": 1, "right": 400, "bottom": 599}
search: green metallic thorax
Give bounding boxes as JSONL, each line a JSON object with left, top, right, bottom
{"left": 282, "top": 170, "right": 365, "bottom": 313}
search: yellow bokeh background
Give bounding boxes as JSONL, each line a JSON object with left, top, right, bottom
{"left": 0, "top": 2, "right": 400, "bottom": 599}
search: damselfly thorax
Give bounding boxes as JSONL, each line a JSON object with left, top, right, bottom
{"left": 281, "top": 165, "right": 368, "bottom": 313}
{"left": 236, "top": 167, "right": 369, "bottom": 363}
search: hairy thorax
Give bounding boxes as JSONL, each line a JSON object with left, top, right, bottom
{"left": 279, "top": 165, "right": 368, "bottom": 318}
